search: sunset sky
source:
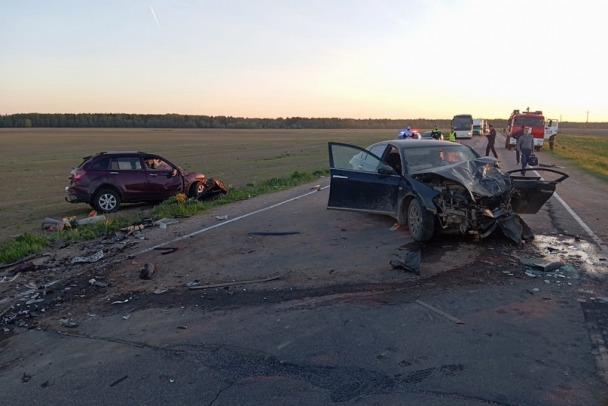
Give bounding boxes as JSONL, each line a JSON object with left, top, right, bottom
{"left": 2, "top": 0, "right": 606, "bottom": 122}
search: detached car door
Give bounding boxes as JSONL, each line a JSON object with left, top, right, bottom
{"left": 327, "top": 142, "right": 401, "bottom": 216}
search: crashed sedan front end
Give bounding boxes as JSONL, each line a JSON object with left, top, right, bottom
{"left": 411, "top": 158, "right": 532, "bottom": 243}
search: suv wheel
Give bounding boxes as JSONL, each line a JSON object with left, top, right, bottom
{"left": 189, "top": 181, "right": 204, "bottom": 198}
{"left": 94, "top": 189, "right": 121, "bottom": 212}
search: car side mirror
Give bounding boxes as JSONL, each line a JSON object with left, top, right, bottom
{"left": 378, "top": 165, "right": 396, "bottom": 176}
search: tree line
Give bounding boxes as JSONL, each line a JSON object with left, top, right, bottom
{"left": 0, "top": 113, "right": 598, "bottom": 130}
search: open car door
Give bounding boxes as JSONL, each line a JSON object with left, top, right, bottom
{"left": 507, "top": 168, "right": 569, "bottom": 214}
{"left": 327, "top": 142, "right": 401, "bottom": 216}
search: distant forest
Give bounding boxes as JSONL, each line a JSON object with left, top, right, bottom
{"left": 0, "top": 113, "right": 600, "bottom": 130}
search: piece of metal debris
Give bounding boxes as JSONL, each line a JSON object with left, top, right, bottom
{"left": 188, "top": 274, "right": 284, "bottom": 290}
{"left": 71, "top": 250, "right": 104, "bottom": 264}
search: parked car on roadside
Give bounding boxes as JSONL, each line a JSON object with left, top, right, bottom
{"left": 328, "top": 140, "right": 568, "bottom": 244}
{"left": 65, "top": 151, "right": 209, "bottom": 212}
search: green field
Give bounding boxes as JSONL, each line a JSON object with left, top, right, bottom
{"left": 0, "top": 128, "right": 394, "bottom": 242}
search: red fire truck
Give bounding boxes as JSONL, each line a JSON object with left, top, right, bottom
{"left": 505, "top": 108, "right": 559, "bottom": 151}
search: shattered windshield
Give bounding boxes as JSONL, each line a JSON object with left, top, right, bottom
{"left": 403, "top": 145, "right": 478, "bottom": 173}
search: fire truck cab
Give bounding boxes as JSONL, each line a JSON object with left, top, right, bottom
{"left": 505, "top": 109, "right": 559, "bottom": 151}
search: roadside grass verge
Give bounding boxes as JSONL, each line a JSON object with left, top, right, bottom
{"left": 551, "top": 134, "right": 608, "bottom": 181}
{"left": 0, "top": 170, "right": 327, "bottom": 264}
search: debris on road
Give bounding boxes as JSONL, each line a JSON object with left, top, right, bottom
{"left": 153, "top": 247, "right": 178, "bottom": 255}
{"left": 415, "top": 300, "right": 465, "bottom": 324}
{"left": 71, "top": 250, "right": 104, "bottom": 264}
{"left": 109, "top": 375, "right": 129, "bottom": 387}
{"left": 390, "top": 251, "right": 421, "bottom": 275}
{"left": 88, "top": 278, "right": 110, "bottom": 287}
{"left": 139, "top": 263, "right": 156, "bottom": 280}
{"left": 188, "top": 274, "right": 284, "bottom": 290}
{"left": 153, "top": 218, "right": 179, "bottom": 229}
{"left": 247, "top": 231, "right": 300, "bottom": 236}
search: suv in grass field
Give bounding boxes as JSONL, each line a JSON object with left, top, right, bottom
{"left": 65, "top": 151, "right": 208, "bottom": 212}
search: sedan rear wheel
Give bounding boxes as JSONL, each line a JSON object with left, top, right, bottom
{"left": 94, "top": 189, "right": 120, "bottom": 213}
{"left": 407, "top": 198, "right": 435, "bottom": 242}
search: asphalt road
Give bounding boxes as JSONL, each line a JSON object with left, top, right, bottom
{"left": 1, "top": 136, "right": 607, "bottom": 405}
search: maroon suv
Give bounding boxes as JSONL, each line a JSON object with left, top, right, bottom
{"left": 66, "top": 151, "right": 207, "bottom": 212}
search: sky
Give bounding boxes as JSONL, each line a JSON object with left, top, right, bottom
{"left": 1, "top": 0, "right": 606, "bottom": 122}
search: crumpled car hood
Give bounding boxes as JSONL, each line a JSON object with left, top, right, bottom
{"left": 411, "top": 157, "right": 509, "bottom": 199}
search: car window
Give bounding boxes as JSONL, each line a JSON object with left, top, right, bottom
{"left": 144, "top": 157, "right": 172, "bottom": 171}
{"left": 90, "top": 156, "right": 110, "bottom": 170}
{"left": 330, "top": 144, "right": 382, "bottom": 173}
{"left": 111, "top": 157, "right": 142, "bottom": 170}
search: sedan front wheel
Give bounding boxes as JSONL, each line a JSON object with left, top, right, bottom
{"left": 407, "top": 198, "right": 435, "bottom": 242}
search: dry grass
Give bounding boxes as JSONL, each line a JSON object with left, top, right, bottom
{"left": 0, "top": 128, "right": 393, "bottom": 241}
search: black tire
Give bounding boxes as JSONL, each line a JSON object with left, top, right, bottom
{"left": 407, "top": 198, "right": 435, "bottom": 242}
{"left": 93, "top": 189, "right": 120, "bottom": 212}
{"left": 189, "top": 182, "right": 204, "bottom": 198}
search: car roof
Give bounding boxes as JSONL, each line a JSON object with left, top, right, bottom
{"left": 377, "top": 139, "right": 456, "bottom": 149}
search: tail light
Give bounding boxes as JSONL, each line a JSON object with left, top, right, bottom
{"left": 71, "top": 168, "right": 86, "bottom": 183}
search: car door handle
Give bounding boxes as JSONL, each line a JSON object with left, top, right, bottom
{"left": 149, "top": 173, "right": 158, "bottom": 177}
{"left": 110, "top": 171, "right": 119, "bottom": 175}
{"left": 332, "top": 175, "right": 348, "bottom": 179}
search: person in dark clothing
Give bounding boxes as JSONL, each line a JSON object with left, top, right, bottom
{"left": 430, "top": 127, "right": 443, "bottom": 140}
{"left": 485, "top": 124, "right": 498, "bottom": 158}
{"left": 512, "top": 127, "right": 525, "bottom": 164}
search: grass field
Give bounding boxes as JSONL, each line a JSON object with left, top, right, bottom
{"left": 0, "top": 128, "right": 394, "bottom": 242}
{"left": 550, "top": 133, "right": 608, "bottom": 181}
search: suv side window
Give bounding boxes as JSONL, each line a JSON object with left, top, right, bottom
{"left": 111, "top": 157, "right": 143, "bottom": 170}
{"left": 90, "top": 156, "right": 111, "bottom": 170}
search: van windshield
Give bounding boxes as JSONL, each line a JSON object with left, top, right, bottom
{"left": 514, "top": 117, "right": 543, "bottom": 126}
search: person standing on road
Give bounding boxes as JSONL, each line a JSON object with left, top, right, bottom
{"left": 485, "top": 124, "right": 498, "bottom": 158}
{"left": 431, "top": 126, "right": 443, "bottom": 140}
{"left": 448, "top": 128, "right": 456, "bottom": 142}
{"left": 397, "top": 126, "right": 412, "bottom": 139}
{"left": 512, "top": 127, "right": 525, "bottom": 164}
{"left": 516, "top": 127, "right": 534, "bottom": 176}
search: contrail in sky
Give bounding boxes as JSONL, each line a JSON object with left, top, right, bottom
{"left": 149, "top": 4, "right": 163, "bottom": 35}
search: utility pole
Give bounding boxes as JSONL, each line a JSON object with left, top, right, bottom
{"left": 586, "top": 110, "right": 589, "bottom": 134}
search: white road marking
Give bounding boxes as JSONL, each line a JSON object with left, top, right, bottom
{"left": 532, "top": 169, "right": 608, "bottom": 254}
{"left": 132, "top": 185, "right": 330, "bottom": 257}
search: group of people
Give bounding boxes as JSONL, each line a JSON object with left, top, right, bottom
{"left": 397, "top": 126, "right": 457, "bottom": 142}
{"left": 485, "top": 124, "right": 535, "bottom": 175}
